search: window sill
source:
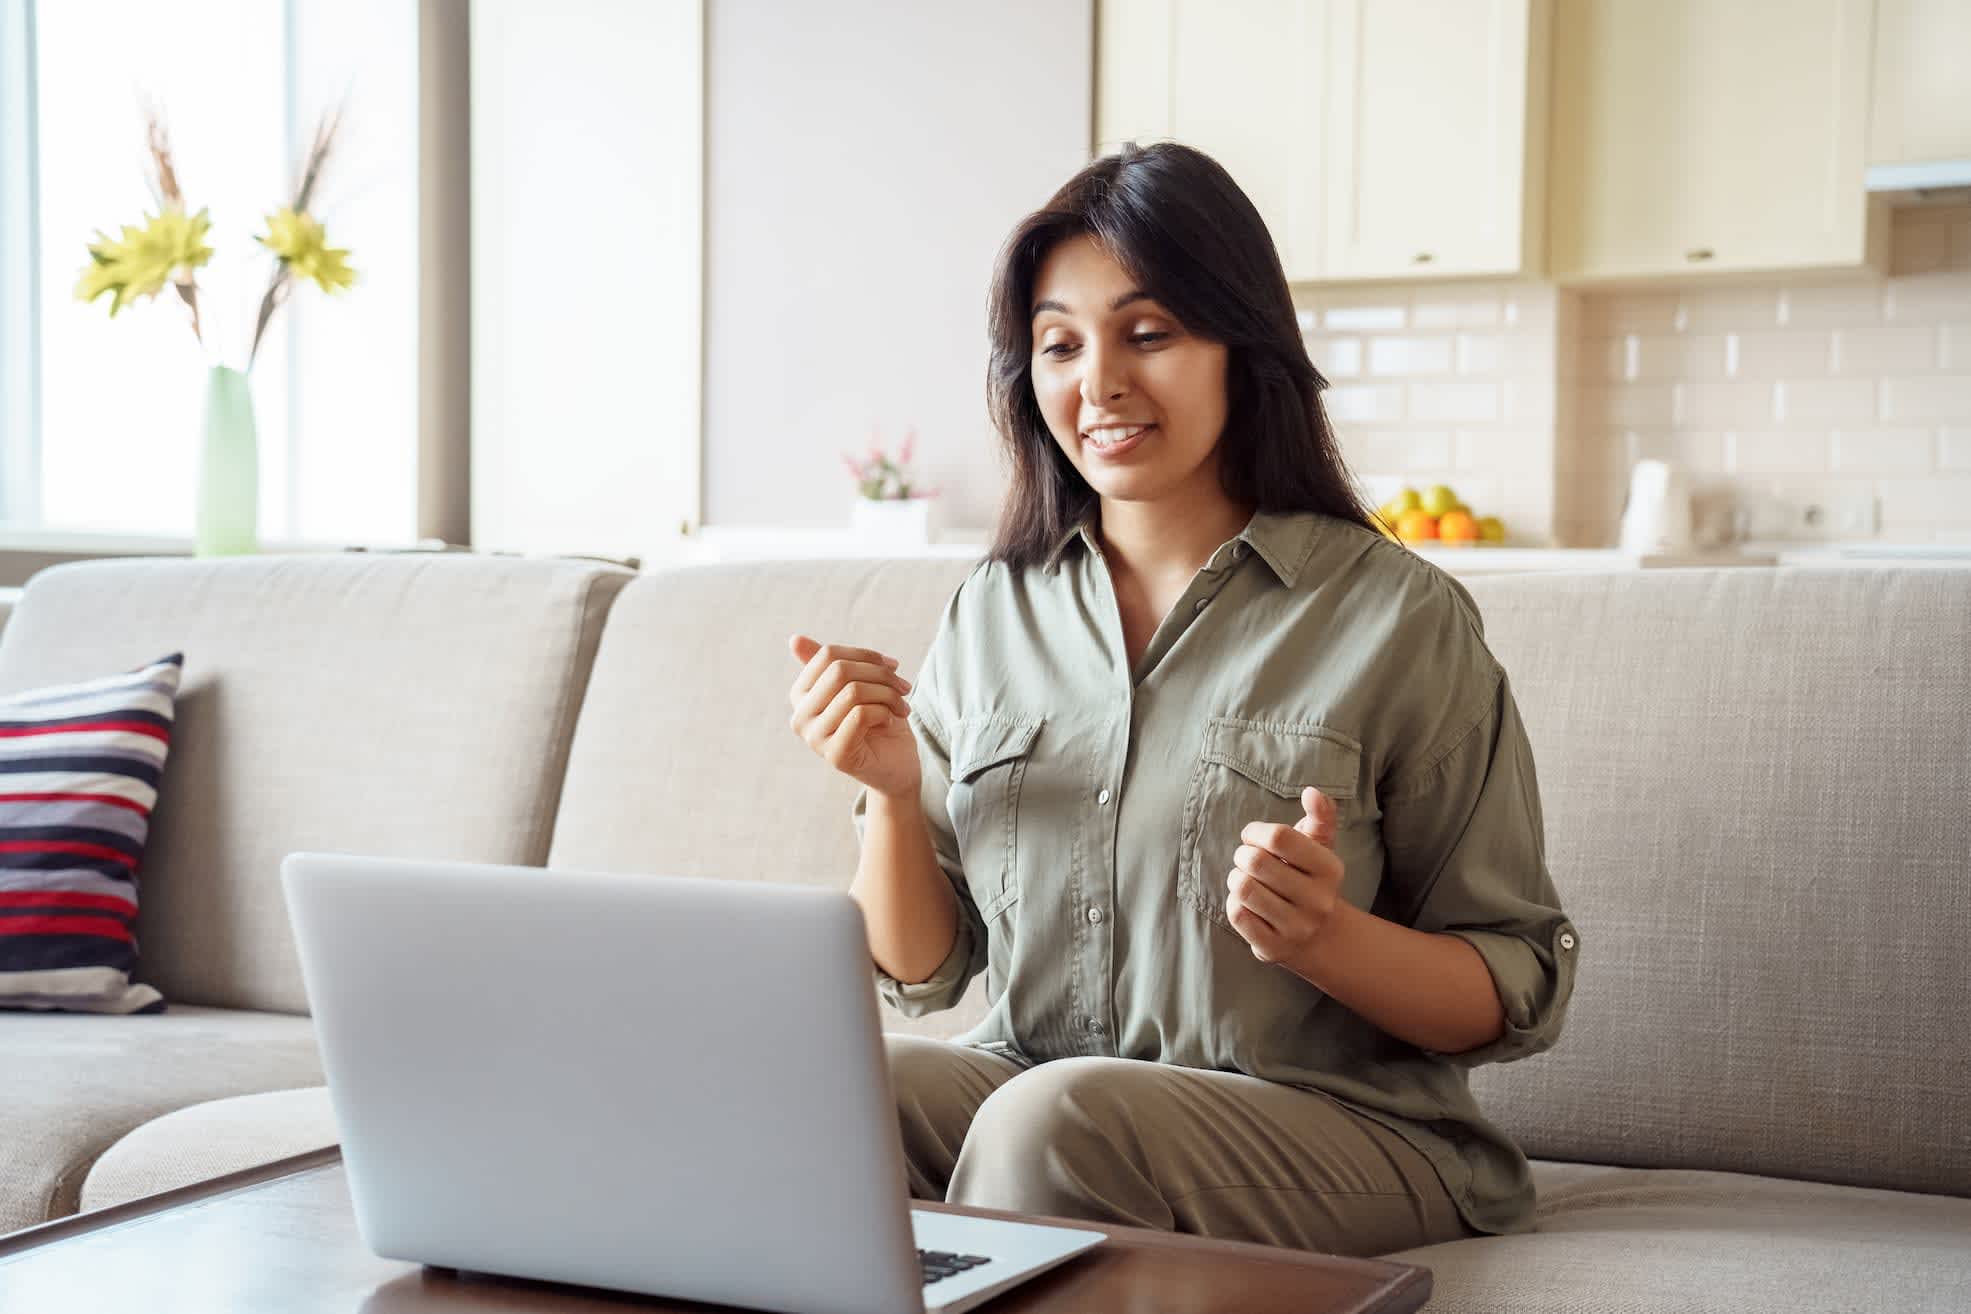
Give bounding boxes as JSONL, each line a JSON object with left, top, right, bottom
{"left": 0, "top": 528, "right": 432, "bottom": 555}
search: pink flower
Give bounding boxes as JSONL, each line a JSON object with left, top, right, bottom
{"left": 899, "top": 427, "right": 916, "bottom": 467}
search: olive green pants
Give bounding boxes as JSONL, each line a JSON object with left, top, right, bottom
{"left": 885, "top": 1033, "right": 1477, "bottom": 1258}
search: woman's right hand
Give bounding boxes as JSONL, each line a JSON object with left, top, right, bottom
{"left": 788, "top": 634, "right": 922, "bottom": 802}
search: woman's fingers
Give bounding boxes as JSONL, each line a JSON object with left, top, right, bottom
{"left": 1228, "top": 863, "right": 1293, "bottom": 932}
{"left": 820, "top": 702, "right": 893, "bottom": 770}
{"left": 792, "top": 639, "right": 899, "bottom": 696}
{"left": 807, "top": 679, "right": 911, "bottom": 746}
{"left": 790, "top": 656, "right": 910, "bottom": 721}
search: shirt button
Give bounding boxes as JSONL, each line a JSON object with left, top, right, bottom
{"left": 1193, "top": 597, "right": 1208, "bottom": 613}
{"left": 1234, "top": 543, "right": 1249, "bottom": 559}
{"left": 1097, "top": 788, "right": 1111, "bottom": 805}
{"left": 1087, "top": 907, "right": 1103, "bottom": 924}
{"left": 1089, "top": 1020, "right": 1105, "bottom": 1035}
{"left": 1559, "top": 931, "right": 1577, "bottom": 951}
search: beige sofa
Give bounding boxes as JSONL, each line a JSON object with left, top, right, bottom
{"left": 2, "top": 552, "right": 1967, "bottom": 1314}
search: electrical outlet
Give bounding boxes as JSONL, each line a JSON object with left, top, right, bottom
{"left": 1739, "top": 490, "right": 1879, "bottom": 541}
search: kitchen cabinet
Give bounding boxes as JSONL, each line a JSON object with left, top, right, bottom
{"left": 1094, "top": 0, "right": 1327, "bottom": 281}
{"left": 1869, "top": 0, "right": 1971, "bottom": 168}
{"left": 1548, "top": 0, "right": 1887, "bottom": 283}
{"left": 1321, "top": 0, "right": 1549, "bottom": 280}
{"left": 1093, "top": 0, "right": 1546, "bottom": 283}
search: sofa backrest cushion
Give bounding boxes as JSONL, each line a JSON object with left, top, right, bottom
{"left": 548, "top": 558, "right": 986, "bottom": 1041}
{"left": 0, "top": 555, "right": 632, "bottom": 1013}
{"left": 1462, "top": 566, "right": 1970, "bottom": 1199}
{"left": 558, "top": 558, "right": 1971, "bottom": 1199}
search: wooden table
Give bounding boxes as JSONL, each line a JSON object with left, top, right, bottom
{"left": 0, "top": 1149, "right": 1432, "bottom": 1313}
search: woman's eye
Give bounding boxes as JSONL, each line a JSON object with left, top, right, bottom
{"left": 1040, "top": 343, "right": 1078, "bottom": 358}
{"left": 1132, "top": 332, "right": 1168, "bottom": 346}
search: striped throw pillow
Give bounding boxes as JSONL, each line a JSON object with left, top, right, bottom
{"left": 0, "top": 653, "right": 182, "bottom": 1015}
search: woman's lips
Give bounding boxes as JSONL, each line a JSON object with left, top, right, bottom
{"left": 1084, "top": 424, "right": 1155, "bottom": 460}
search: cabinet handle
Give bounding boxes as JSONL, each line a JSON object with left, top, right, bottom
{"left": 1685, "top": 248, "right": 1715, "bottom": 262}
{"left": 1412, "top": 251, "right": 1434, "bottom": 264}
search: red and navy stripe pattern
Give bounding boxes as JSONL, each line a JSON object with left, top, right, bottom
{"left": 0, "top": 654, "right": 181, "bottom": 1014}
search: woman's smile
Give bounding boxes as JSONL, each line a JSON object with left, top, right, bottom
{"left": 1084, "top": 422, "right": 1156, "bottom": 457}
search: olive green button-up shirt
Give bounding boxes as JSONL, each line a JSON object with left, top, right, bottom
{"left": 850, "top": 508, "right": 1579, "bottom": 1236}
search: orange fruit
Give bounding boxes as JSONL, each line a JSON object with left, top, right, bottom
{"left": 1395, "top": 509, "right": 1439, "bottom": 542}
{"left": 1438, "top": 510, "right": 1479, "bottom": 544}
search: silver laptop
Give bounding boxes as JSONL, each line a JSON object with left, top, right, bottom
{"left": 281, "top": 852, "right": 1105, "bottom": 1314}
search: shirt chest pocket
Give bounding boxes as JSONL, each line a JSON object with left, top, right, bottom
{"left": 1178, "top": 717, "right": 1369, "bottom": 936}
{"left": 946, "top": 715, "right": 1043, "bottom": 923}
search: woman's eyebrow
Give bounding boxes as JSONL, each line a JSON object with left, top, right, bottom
{"left": 1031, "top": 290, "right": 1155, "bottom": 318}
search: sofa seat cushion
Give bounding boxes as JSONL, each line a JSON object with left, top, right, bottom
{"left": 79, "top": 1085, "right": 336, "bottom": 1214}
{"left": 0, "top": 1006, "right": 321, "bottom": 1237}
{"left": 1387, "top": 1159, "right": 1971, "bottom": 1314}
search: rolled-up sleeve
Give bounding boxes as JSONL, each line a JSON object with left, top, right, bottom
{"left": 1380, "top": 663, "right": 1579, "bottom": 1067}
{"left": 850, "top": 661, "right": 986, "bottom": 1017}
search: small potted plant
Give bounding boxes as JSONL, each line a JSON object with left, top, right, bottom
{"left": 843, "top": 427, "right": 940, "bottom": 544}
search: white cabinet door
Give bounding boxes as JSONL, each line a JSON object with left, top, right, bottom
{"left": 1870, "top": 0, "right": 1971, "bottom": 166}
{"left": 1322, "top": 0, "right": 1548, "bottom": 280}
{"left": 1549, "top": 0, "right": 1882, "bottom": 282}
{"left": 1095, "top": 0, "right": 1327, "bottom": 281}
{"left": 1094, "top": 0, "right": 1175, "bottom": 150}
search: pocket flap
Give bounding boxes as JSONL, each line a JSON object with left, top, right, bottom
{"left": 1201, "top": 718, "right": 1359, "bottom": 801}
{"left": 950, "top": 716, "right": 1042, "bottom": 783}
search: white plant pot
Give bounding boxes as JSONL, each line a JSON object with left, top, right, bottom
{"left": 851, "top": 496, "right": 934, "bottom": 544}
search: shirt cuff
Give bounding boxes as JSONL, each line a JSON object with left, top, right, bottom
{"left": 874, "top": 906, "right": 977, "bottom": 1018}
{"left": 1429, "top": 921, "right": 1579, "bottom": 1066}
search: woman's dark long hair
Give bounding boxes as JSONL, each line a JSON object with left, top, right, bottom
{"left": 984, "top": 141, "right": 1382, "bottom": 568}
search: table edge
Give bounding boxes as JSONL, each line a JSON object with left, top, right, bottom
{"left": 0, "top": 1147, "right": 1433, "bottom": 1312}
{"left": 0, "top": 1146, "right": 345, "bottom": 1259}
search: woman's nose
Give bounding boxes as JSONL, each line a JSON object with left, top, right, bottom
{"left": 1078, "top": 345, "right": 1128, "bottom": 407}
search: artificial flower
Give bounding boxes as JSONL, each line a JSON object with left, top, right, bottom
{"left": 258, "top": 207, "right": 356, "bottom": 293}
{"left": 74, "top": 207, "right": 214, "bottom": 317}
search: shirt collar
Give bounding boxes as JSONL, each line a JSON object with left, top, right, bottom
{"left": 1044, "top": 508, "right": 1319, "bottom": 587}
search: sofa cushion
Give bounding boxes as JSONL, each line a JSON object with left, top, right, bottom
{"left": 78, "top": 1085, "right": 337, "bottom": 1214}
{"left": 1388, "top": 1160, "right": 1971, "bottom": 1313}
{"left": 0, "top": 555, "right": 633, "bottom": 1014}
{"left": 0, "top": 653, "right": 182, "bottom": 1014}
{"left": 0, "top": 1006, "right": 322, "bottom": 1236}
{"left": 548, "top": 559, "right": 985, "bottom": 1040}
{"left": 1453, "top": 567, "right": 1971, "bottom": 1200}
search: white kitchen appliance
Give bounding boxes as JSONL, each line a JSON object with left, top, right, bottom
{"left": 1618, "top": 459, "right": 1697, "bottom": 555}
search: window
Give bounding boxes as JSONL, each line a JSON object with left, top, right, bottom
{"left": 1, "top": 0, "right": 417, "bottom": 545}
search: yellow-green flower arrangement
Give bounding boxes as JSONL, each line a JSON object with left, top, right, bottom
{"left": 76, "top": 107, "right": 356, "bottom": 368}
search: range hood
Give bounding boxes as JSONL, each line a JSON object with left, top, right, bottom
{"left": 1865, "top": 160, "right": 1971, "bottom": 204}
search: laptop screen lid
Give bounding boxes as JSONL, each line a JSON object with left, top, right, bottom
{"left": 282, "top": 852, "right": 927, "bottom": 1314}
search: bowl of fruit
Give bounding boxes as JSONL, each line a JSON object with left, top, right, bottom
{"left": 1375, "top": 485, "right": 1507, "bottom": 547}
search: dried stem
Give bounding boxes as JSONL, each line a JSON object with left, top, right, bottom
{"left": 174, "top": 281, "right": 203, "bottom": 345}
{"left": 142, "top": 101, "right": 203, "bottom": 345}
{"left": 248, "top": 104, "right": 342, "bottom": 372}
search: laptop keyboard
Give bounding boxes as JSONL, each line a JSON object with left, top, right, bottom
{"left": 918, "top": 1248, "right": 992, "bottom": 1285}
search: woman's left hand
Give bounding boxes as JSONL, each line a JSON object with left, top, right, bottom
{"left": 1226, "top": 786, "right": 1343, "bottom": 966}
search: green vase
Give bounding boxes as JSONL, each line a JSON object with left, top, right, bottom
{"left": 195, "top": 365, "right": 259, "bottom": 557}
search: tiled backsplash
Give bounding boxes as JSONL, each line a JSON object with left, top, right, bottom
{"left": 1296, "top": 204, "right": 1971, "bottom": 548}
{"left": 1296, "top": 281, "right": 1574, "bottom": 545}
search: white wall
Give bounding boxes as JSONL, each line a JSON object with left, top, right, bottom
{"left": 702, "top": 0, "right": 1093, "bottom": 533}
{"left": 470, "top": 0, "right": 701, "bottom": 562}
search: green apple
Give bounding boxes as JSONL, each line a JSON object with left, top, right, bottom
{"left": 1421, "top": 485, "right": 1459, "bottom": 518}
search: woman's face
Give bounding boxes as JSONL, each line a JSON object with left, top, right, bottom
{"left": 1029, "top": 235, "right": 1231, "bottom": 510}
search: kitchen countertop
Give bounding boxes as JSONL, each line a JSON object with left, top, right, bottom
{"left": 686, "top": 526, "right": 1971, "bottom": 570}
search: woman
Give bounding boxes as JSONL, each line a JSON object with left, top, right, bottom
{"left": 785, "top": 142, "right": 1578, "bottom": 1257}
